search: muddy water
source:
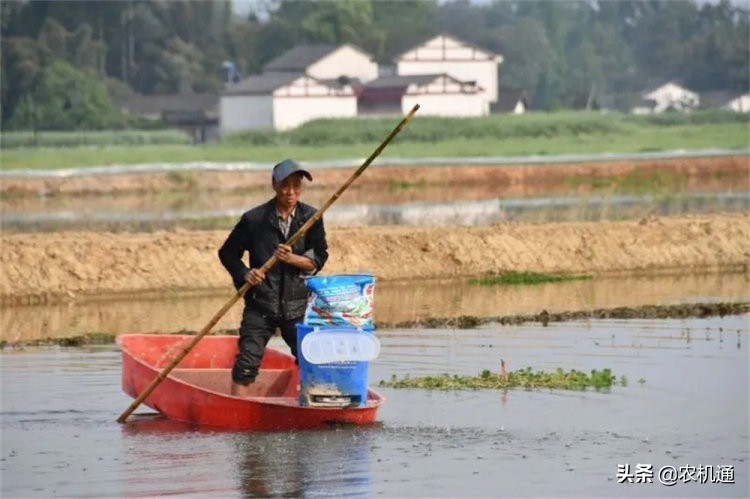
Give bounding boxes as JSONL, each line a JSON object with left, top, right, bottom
{"left": 2, "top": 315, "right": 748, "bottom": 497}
{"left": 1, "top": 272, "right": 747, "bottom": 343}
{"left": 3, "top": 184, "right": 748, "bottom": 230}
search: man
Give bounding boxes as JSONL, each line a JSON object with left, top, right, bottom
{"left": 218, "top": 159, "right": 328, "bottom": 397}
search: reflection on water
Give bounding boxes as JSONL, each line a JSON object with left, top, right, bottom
{"left": 1, "top": 316, "right": 747, "bottom": 497}
{"left": 2, "top": 187, "right": 748, "bottom": 229}
{"left": 233, "top": 429, "right": 372, "bottom": 497}
{"left": 1, "top": 272, "right": 747, "bottom": 342}
{"left": 118, "top": 418, "right": 374, "bottom": 497}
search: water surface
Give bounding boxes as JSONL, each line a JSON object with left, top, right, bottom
{"left": 2, "top": 271, "right": 747, "bottom": 342}
{"left": 2, "top": 315, "right": 748, "bottom": 497}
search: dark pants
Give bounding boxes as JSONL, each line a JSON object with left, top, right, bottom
{"left": 232, "top": 306, "right": 300, "bottom": 385}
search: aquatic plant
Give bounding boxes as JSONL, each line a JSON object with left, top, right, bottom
{"left": 376, "top": 302, "right": 749, "bottom": 329}
{"left": 0, "top": 331, "right": 118, "bottom": 350}
{"left": 470, "top": 271, "right": 592, "bottom": 286}
{"left": 379, "top": 366, "right": 622, "bottom": 391}
{"left": 387, "top": 178, "right": 427, "bottom": 190}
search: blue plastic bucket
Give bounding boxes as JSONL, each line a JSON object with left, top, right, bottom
{"left": 296, "top": 324, "right": 379, "bottom": 407}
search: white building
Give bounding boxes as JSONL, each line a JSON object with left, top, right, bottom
{"left": 723, "top": 93, "right": 750, "bottom": 113}
{"left": 220, "top": 36, "right": 509, "bottom": 132}
{"left": 220, "top": 43, "right": 377, "bottom": 132}
{"left": 395, "top": 33, "right": 503, "bottom": 106}
{"left": 220, "top": 72, "right": 356, "bottom": 132}
{"left": 633, "top": 81, "right": 700, "bottom": 114}
{"left": 264, "top": 43, "right": 378, "bottom": 83}
{"left": 700, "top": 91, "right": 750, "bottom": 113}
{"left": 493, "top": 88, "right": 531, "bottom": 114}
{"left": 359, "top": 74, "right": 488, "bottom": 117}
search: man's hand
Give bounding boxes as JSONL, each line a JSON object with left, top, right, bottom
{"left": 244, "top": 268, "right": 265, "bottom": 286}
{"left": 274, "top": 243, "right": 293, "bottom": 263}
{"left": 273, "top": 244, "right": 316, "bottom": 272}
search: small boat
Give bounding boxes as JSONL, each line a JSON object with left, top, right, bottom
{"left": 117, "top": 334, "right": 385, "bottom": 431}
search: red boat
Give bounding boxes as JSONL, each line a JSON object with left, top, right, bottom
{"left": 117, "top": 334, "right": 385, "bottom": 431}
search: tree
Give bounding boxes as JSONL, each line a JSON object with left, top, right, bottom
{"left": 495, "top": 17, "right": 555, "bottom": 91}
{"left": 10, "top": 60, "right": 123, "bottom": 130}
{"left": 684, "top": 1, "right": 750, "bottom": 91}
{"left": 371, "top": 0, "right": 434, "bottom": 61}
{"left": 1, "top": 36, "right": 46, "bottom": 125}
{"left": 299, "top": 0, "right": 385, "bottom": 56}
{"left": 2, "top": 0, "right": 748, "bottom": 119}
{"left": 37, "top": 18, "right": 105, "bottom": 72}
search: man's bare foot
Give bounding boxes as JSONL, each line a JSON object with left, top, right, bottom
{"left": 231, "top": 381, "right": 254, "bottom": 397}
{"left": 231, "top": 380, "right": 268, "bottom": 397}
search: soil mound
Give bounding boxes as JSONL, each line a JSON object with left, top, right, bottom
{"left": 1, "top": 213, "right": 747, "bottom": 306}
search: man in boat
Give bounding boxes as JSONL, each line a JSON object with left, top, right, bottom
{"left": 218, "top": 159, "right": 328, "bottom": 397}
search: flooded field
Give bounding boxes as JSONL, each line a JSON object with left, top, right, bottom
{"left": 2, "top": 155, "right": 747, "bottom": 496}
{"left": 2, "top": 271, "right": 747, "bottom": 343}
{"left": 2, "top": 183, "right": 748, "bottom": 231}
{"left": 2, "top": 315, "right": 748, "bottom": 497}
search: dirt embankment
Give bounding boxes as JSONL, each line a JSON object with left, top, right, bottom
{"left": 1, "top": 213, "right": 748, "bottom": 306}
{"left": 2, "top": 155, "right": 748, "bottom": 197}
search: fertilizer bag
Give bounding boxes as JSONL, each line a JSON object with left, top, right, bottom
{"left": 304, "top": 273, "right": 375, "bottom": 330}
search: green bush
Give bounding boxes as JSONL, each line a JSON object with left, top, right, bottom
{"left": 221, "top": 129, "right": 286, "bottom": 146}
{"left": 623, "top": 109, "right": 749, "bottom": 127}
{"left": 0, "top": 129, "right": 191, "bottom": 149}
{"left": 222, "top": 111, "right": 634, "bottom": 147}
{"left": 9, "top": 61, "right": 126, "bottom": 131}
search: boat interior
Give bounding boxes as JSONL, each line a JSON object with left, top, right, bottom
{"left": 170, "top": 368, "right": 297, "bottom": 398}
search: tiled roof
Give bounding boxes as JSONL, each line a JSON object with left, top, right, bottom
{"left": 640, "top": 79, "right": 690, "bottom": 96}
{"left": 700, "top": 90, "right": 742, "bottom": 108}
{"left": 222, "top": 72, "right": 304, "bottom": 96}
{"left": 264, "top": 44, "right": 340, "bottom": 72}
{"left": 394, "top": 32, "right": 500, "bottom": 62}
{"left": 363, "top": 74, "right": 451, "bottom": 89}
{"left": 116, "top": 92, "right": 218, "bottom": 115}
{"left": 494, "top": 87, "right": 530, "bottom": 112}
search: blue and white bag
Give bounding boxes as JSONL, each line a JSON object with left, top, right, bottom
{"left": 304, "top": 273, "right": 375, "bottom": 330}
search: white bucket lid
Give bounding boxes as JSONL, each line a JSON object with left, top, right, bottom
{"left": 300, "top": 329, "right": 381, "bottom": 364}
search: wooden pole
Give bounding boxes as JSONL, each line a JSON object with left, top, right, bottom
{"left": 117, "top": 104, "right": 420, "bottom": 423}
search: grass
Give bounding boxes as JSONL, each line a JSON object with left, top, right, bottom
{"left": 1, "top": 129, "right": 191, "bottom": 149}
{"left": 379, "top": 366, "right": 626, "bottom": 391}
{"left": 470, "top": 271, "right": 592, "bottom": 286}
{"left": 388, "top": 178, "right": 427, "bottom": 190}
{"left": 0, "top": 331, "right": 118, "bottom": 350}
{"left": 0, "top": 215, "right": 240, "bottom": 234}
{"left": 564, "top": 168, "right": 690, "bottom": 195}
{"left": 1, "top": 111, "right": 747, "bottom": 170}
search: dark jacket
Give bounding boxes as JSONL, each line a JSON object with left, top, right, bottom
{"left": 218, "top": 198, "right": 328, "bottom": 320}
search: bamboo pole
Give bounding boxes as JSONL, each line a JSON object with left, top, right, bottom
{"left": 117, "top": 104, "right": 420, "bottom": 423}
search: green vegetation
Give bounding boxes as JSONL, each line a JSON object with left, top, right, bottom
{"left": 307, "top": 110, "right": 748, "bottom": 143}
{"left": 0, "top": 331, "right": 118, "bottom": 350}
{"left": 3, "top": 1, "right": 748, "bottom": 127}
{"left": 9, "top": 61, "right": 124, "bottom": 130}
{"left": 388, "top": 179, "right": 427, "bottom": 190}
{"left": 0, "top": 214, "right": 241, "bottom": 235}
{"left": 0, "top": 329, "right": 246, "bottom": 350}
{"left": 1, "top": 129, "right": 191, "bottom": 149}
{"left": 470, "top": 271, "right": 592, "bottom": 286}
{"left": 228, "top": 111, "right": 634, "bottom": 146}
{"left": 59, "top": 332, "right": 117, "bottom": 346}
{"left": 564, "top": 168, "right": 691, "bottom": 195}
{"left": 2, "top": 112, "right": 748, "bottom": 170}
{"left": 379, "top": 367, "right": 625, "bottom": 391}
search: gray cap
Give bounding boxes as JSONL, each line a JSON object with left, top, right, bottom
{"left": 272, "top": 159, "right": 312, "bottom": 183}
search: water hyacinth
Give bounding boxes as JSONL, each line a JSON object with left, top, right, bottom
{"left": 380, "top": 367, "right": 625, "bottom": 391}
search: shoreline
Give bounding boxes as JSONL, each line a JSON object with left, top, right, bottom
{"left": 2, "top": 154, "right": 747, "bottom": 197}
{"left": 2, "top": 301, "right": 747, "bottom": 349}
{"left": 1, "top": 212, "right": 748, "bottom": 306}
